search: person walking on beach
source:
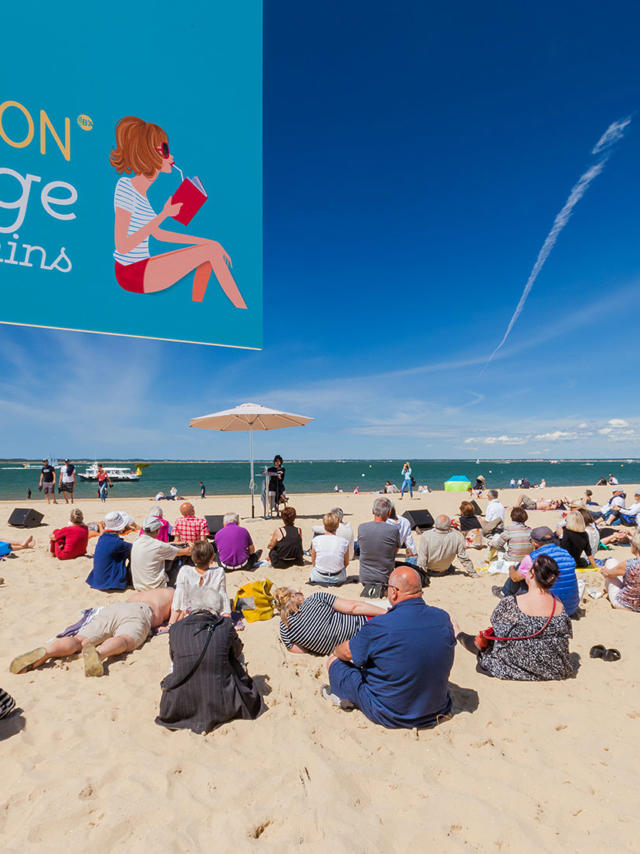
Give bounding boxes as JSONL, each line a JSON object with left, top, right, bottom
{"left": 97, "top": 464, "right": 112, "bottom": 502}
{"left": 200, "top": 481, "right": 206, "bottom": 499}
{"left": 39, "top": 458, "right": 57, "bottom": 504}
{"left": 400, "top": 462, "right": 413, "bottom": 499}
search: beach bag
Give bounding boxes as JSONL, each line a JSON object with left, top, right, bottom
{"left": 475, "top": 599, "right": 556, "bottom": 651}
{"left": 233, "top": 578, "right": 275, "bottom": 622}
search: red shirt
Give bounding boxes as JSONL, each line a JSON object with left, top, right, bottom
{"left": 172, "top": 516, "right": 210, "bottom": 542}
{"left": 53, "top": 524, "right": 89, "bottom": 560}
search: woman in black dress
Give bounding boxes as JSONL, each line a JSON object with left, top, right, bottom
{"left": 267, "top": 455, "right": 286, "bottom": 506}
{"left": 268, "top": 506, "right": 304, "bottom": 568}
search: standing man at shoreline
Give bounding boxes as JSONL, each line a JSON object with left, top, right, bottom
{"left": 39, "top": 458, "right": 57, "bottom": 504}
{"left": 59, "top": 459, "right": 77, "bottom": 504}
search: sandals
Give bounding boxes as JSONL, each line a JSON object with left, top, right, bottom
{"left": 589, "top": 644, "right": 621, "bottom": 662}
{"left": 10, "top": 646, "right": 46, "bottom": 674}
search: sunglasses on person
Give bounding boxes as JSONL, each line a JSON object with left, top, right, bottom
{"left": 157, "top": 142, "right": 170, "bottom": 159}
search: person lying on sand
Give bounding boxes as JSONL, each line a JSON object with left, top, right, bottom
{"left": 0, "top": 535, "right": 35, "bottom": 557}
{"left": 9, "top": 588, "right": 173, "bottom": 677}
{"left": 274, "top": 587, "right": 384, "bottom": 655}
{"left": 517, "top": 495, "right": 567, "bottom": 511}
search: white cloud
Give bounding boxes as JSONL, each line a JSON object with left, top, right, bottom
{"left": 608, "top": 418, "right": 629, "bottom": 427}
{"left": 465, "top": 435, "right": 530, "bottom": 445}
{"left": 534, "top": 431, "right": 578, "bottom": 441}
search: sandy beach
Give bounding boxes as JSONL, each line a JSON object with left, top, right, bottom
{"left": 1, "top": 484, "right": 638, "bottom": 852}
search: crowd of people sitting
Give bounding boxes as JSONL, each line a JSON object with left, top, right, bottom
{"left": 5, "top": 482, "right": 640, "bottom": 733}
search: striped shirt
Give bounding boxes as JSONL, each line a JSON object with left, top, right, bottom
{"left": 279, "top": 592, "right": 367, "bottom": 656}
{"left": 490, "top": 522, "right": 532, "bottom": 563}
{"left": 113, "top": 177, "right": 157, "bottom": 265}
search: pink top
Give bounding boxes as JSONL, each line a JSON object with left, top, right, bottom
{"left": 138, "top": 517, "right": 171, "bottom": 543}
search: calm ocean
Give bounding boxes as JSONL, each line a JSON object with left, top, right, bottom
{"left": 0, "top": 459, "right": 638, "bottom": 502}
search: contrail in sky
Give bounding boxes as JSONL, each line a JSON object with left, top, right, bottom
{"left": 483, "top": 115, "right": 631, "bottom": 368}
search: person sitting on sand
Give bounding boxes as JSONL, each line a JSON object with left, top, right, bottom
{"left": 556, "top": 510, "right": 597, "bottom": 569}
{"left": 215, "top": 512, "right": 260, "bottom": 571}
{"left": 357, "top": 498, "right": 400, "bottom": 591}
{"left": 267, "top": 506, "right": 304, "bottom": 569}
{"left": 600, "top": 531, "right": 640, "bottom": 611}
{"left": 387, "top": 503, "right": 417, "bottom": 557}
{"left": 457, "top": 500, "right": 499, "bottom": 536}
{"left": 0, "top": 688, "right": 16, "bottom": 720}
{"left": 311, "top": 507, "right": 354, "bottom": 560}
{"left": 488, "top": 506, "right": 532, "bottom": 564}
{"left": 484, "top": 490, "right": 505, "bottom": 533}
{"left": 417, "top": 515, "right": 476, "bottom": 579}
{"left": 171, "top": 502, "right": 210, "bottom": 544}
{"left": 85, "top": 511, "right": 136, "bottom": 591}
{"left": 49, "top": 508, "right": 89, "bottom": 560}
{"left": 10, "top": 588, "right": 174, "bottom": 677}
{"left": 131, "top": 515, "right": 191, "bottom": 590}
{"left": 383, "top": 480, "right": 400, "bottom": 494}
{"left": 155, "top": 589, "right": 261, "bottom": 734}
{"left": 496, "top": 526, "right": 580, "bottom": 616}
{"left": 325, "top": 567, "right": 455, "bottom": 728}
{"left": 168, "top": 540, "right": 231, "bottom": 627}
{"left": 309, "top": 512, "right": 350, "bottom": 584}
{"left": 274, "top": 587, "right": 385, "bottom": 655}
{"left": 600, "top": 489, "right": 626, "bottom": 523}
{"left": 602, "top": 490, "right": 640, "bottom": 527}
{"left": 454, "top": 554, "right": 574, "bottom": 681}
{"left": 138, "top": 505, "right": 171, "bottom": 542}
{"left": 578, "top": 508, "right": 601, "bottom": 557}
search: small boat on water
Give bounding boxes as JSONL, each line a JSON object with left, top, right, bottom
{"left": 78, "top": 463, "right": 144, "bottom": 482}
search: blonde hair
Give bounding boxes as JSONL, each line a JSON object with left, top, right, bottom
{"left": 631, "top": 530, "right": 640, "bottom": 555}
{"left": 110, "top": 116, "right": 167, "bottom": 177}
{"left": 273, "top": 587, "right": 304, "bottom": 628}
{"left": 565, "top": 510, "right": 586, "bottom": 533}
{"left": 70, "top": 508, "right": 84, "bottom": 525}
{"left": 323, "top": 512, "right": 340, "bottom": 533}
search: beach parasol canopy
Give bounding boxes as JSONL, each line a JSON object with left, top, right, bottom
{"left": 189, "top": 403, "right": 313, "bottom": 517}
{"left": 444, "top": 474, "right": 471, "bottom": 492}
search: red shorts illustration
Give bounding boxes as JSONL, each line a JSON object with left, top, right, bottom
{"left": 114, "top": 259, "right": 149, "bottom": 294}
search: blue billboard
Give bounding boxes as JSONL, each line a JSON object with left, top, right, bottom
{"left": 0, "top": 1, "right": 262, "bottom": 348}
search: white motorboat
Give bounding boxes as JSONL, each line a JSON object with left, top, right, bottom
{"left": 78, "top": 463, "right": 142, "bottom": 482}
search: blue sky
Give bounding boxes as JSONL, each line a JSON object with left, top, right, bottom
{"left": 1, "top": 1, "right": 639, "bottom": 460}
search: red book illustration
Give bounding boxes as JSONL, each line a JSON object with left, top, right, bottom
{"left": 171, "top": 174, "right": 207, "bottom": 225}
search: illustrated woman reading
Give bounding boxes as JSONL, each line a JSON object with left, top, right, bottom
{"left": 109, "top": 115, "right": 246, "bottom": 307}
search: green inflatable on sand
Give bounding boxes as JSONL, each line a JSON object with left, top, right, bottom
{"left": 444, "top": 475, "right": 471, "bottom": 492}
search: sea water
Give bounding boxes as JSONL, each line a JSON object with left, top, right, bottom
{"left": 0, "top": 459, "right": 637, "bottom": 502}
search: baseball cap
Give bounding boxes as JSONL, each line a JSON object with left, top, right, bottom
{"left": 143, "top": 515, "right": 163, "bottom": 532}
{"left": 531, "top": 526, "right": 554, "bottom": 543}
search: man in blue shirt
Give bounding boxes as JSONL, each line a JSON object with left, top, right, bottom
{"left": 526, "top": 526, "right": 580, "bottom": 616}
{"left": 86, "top": 511, "right": 133, "bottom": 590}
{"left": 326, "top": 567, "right": 455, "bottom": 728}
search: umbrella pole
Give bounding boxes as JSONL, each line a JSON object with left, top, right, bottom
{"left": 250, "top": 430, "right": 255, "bottom": 518}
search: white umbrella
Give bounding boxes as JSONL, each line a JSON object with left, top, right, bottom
{"left": 189, "top": 402, "right": 313, "bottom": 517}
